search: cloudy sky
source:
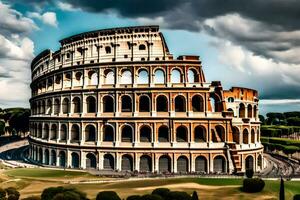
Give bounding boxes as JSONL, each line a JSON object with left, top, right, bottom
{"left": 1, "top": 0, "right": 300, "bottom": 115}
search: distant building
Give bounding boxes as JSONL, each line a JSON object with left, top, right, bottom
{"left": 29, "top": 26, "right": 263, "bottom": 174}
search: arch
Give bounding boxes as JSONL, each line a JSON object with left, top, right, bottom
{"left": 60, "top": 124, "right": 67, "bottom": 141}
{"left": 88, "top": 71, "right": 98, "bottom": 85}
{"left": 232, "top": 126, "right": 240, "bottom": 144}
{"left": 44, "top": 149, "right": 49, "bottom": 165}
{"left": 251, "top": 129, "right": 255, "bottom": 143}
{"left": 104, "top": 70, "right": 114, "bottom": 84}
{"left": 140, "top": 155, "right": 152, "bottom": 172}
{"left": 71, "top": 124, "right": 80, "bottom": 142}
{"left": 139, "top": 95, "right": 150, "bottom": 112}
{"left": 247, "top": 104, "right": 253, "bottom": 118}
{"left": 257, "top": 154, "right": 262, "bottom": 169}
{"left": 188, "top": 69, "right": 199, "bottom": 83}
{"left": 171, "top": 69, "right": 181, "bottom": 83}
{"left": 192, "top": 95, "right": 204, "bottom": 112}
{"left": 159, "top": 155, "right": 171, "bottom": 173}
{"left": 177, "top": 156, "right": 188, "bottom": 173}
{"left": 103, "top": 154, "right": 114, "bottom": 170}
{"left": 243, "top": 129, "right": 249, "bottom": 144}
{"left": 86, "top": 153, "right": 97, "bottom": 169}
{"left": 62, "top": 98, "right": 70, "bottom": 114}
{"left": 210, "top": 94, "right": 222, "bottom": 112}
{"left": 140, "top": 125, "right": 151, "bottom": 142}
{"left": 43, "top": 124, "right": 49, "bottom": 139}
{"left": 213, "top": 125, "right": 225, "bottom": 142}
{"left": 121, "top": 125, "right": 133, "bottom": 142}
{"left": 245, "top": 155, "right": 254, "bottom": 170}
{"left": 228, "top": 97, "right": 234, "bottom": 102}
{"left": 239, "top": 103, "right": 246, "bottom": 118}
{"left": 74, "top": 71, "right": 83, "bottom": 86}
{"left": 253, "top": 105, "right": 258, "bottom": 119}
{"left": 58, "top": 151, "right": 66, "bottom": 167}
{"left": 121, "top": 154, "right": 133, "bottom": 171}
{"left": 105, "top": 46, "right": 111, "bottom": 54}
{"left": 38, "top": 148, "right": 43, "bottom": 163}
{"left": 194, "top": 126, "right": 206, "bottom": 142}
{"left": 46, "top": 99, "right": 52, "bottom": 114}
{"left": 175, "top": 95, "right": 186, "bottom": 112}
{"left": 85, "top": 125, "right": 96, "bottom": 142}
{"left": 72, "top": 97, "right": 81, "bottom": 113}
{"left": 154, "top": 69, "right": 165, "bottom": 84}
{"left": 158, "top": 126, "right": 169, "bottom": 142}
{"left": 103, "top": 125, "right": 114, "bottom": 142}
{"left": 139, "top": 44, "right": 146, "bottom": 50}
{"left": 120, "top": 70, "right": 132, "bottom": 84}
{"left": 71, "top": 152, "right": 80, "bottom": 168}
{"left": 50, "top": 150, "right": 56, "bottom": 166}
{"left": 50, "top": 124, "right": 57, "bottom": 140}
{"left": 86, "top": 96, "right": 96, "bottom": 113}
{"left": 195, "top": 156, "right": 207, "bottom": 173}
{"left": 54, "top": 99, "right": 60, "bottom": 115}
{"left": 156, "top": 95, "right": 168, "bottom": 112}
{"left": 121, "top": 95, "right": 132, "bottom": 112}
{"left": 176, "top": 126, "right": 188, "bottom": 142}
{"left": 213, "top": 155, "right": 226, "bottom": 173}
{"left": 103, "top": 95, "right": 114, "bottom": 112}
{"left": 38, "top": 123, "right": 43, "bottom": 138}
{"left": 137, "top": 69, "right": 149, "bottom": 84}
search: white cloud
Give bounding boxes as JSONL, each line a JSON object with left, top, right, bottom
{"left": 28, "top": 11, "right": 58, "bottom": 27}
{"left": 260, "top": 99, "right": 300, "bottom": 105}
{"left": 57, "top": 2, "right": 79, "bottom": 11}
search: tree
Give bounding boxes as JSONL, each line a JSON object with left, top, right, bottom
{"left": 140, "top": 194, "right": 163, "bottom": 200}
{"left": 165, "top": 191, "right": 191, "bottom": 200}
{"left": 259, "top": 115, "right": 265, "bottom": 125}
{"left": 152, "top": 188, "right": 170, "bottom": 199}
{"left": 5, "top": 187, "right": 20, "bottom": 200}
{"left": 279, "top": 177, "right": 285, "bottom": 200}
{"left": 191, "top": 191, "right": 199, "bottom": 200}
{"left": 41, "top": 187, "right": 86, "bottom": 200}
{"left": 0, "top": 121, "right": 5, "bottom": 135}
{"left": 96, "top": 191, "right": 121, "bottom": 200}
{"left": 0, "top": 188, "right": 6, "bottom": 199}
{"left": 127, "top": 195, "right": 141, "bottom": 200}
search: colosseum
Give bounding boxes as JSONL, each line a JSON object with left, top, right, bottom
{"left": 29, "top": 25, "right": 264, "bottom": 174}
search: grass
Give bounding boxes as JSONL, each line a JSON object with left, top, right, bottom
{"left": 4, "top": 168, "right": 90, "bottom": 178}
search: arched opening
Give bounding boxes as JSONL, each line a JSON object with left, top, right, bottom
{"left": 154, "top": 69, "right": 165, "bottom": 84}
{"left": 253, "top": 105, "right": 257, "bottom": 119}
{"left": 104, "top": 70, "right": 114, "bottom": 84}
{"left": 103, "top": 96, "right": 114, "bottom": 112}
{"left": 121, "top": 154, "right": 133, "bottom": 171}
{"left": 251, "top": 129, "right": 255, "bottom": 143}
{"left": 103, "top": 125, "right": 114, "bottom": 142}
{"left": 86, "top": 96, "right": 96, "bottom": 113}
{"left": 121, "top": 125, "right": 133, "bottom": 142}
{"left": 120, "top": 70, "right": 132, "bottom": 84}
{"left": 158, "top": 126, "right": 169, "bottom": 142}
{"left": 38, "top": 124, "right": 42, "bottom": 138}
{"left": 140, "top": 155, "right": 152, "bottom": 172}
{"left": 139, "top": 44, "right": 146, "bottom": 50}
{"left": 121, "top": 95, "right": 132, "bottom": 112}
{"left": 105, "top": 46, "right": 111, "bottom": 54}
{"left": 58, "top": 151, "right": 66, "bottom": 168}
{"left": 50, "top": 124, "right": 57, "bottom": 140}
{"left": 232, "top": 126, "right": 240, "bottom": 144}
{"left": 175, "top": 95, "right": 186, "bottom": 112}
{"left": 140, "top": 126, "right": 151, "bottom": 142}
{"left": 213, "top": 125, "right": 225, "bottom": 142}
{"left": 44, "top": 149, "right": 49, "bottom": 165}
{"left": 245, "top": 156, "right": 254, "bottom": 170}
{"left": 195, "top": 156, "right": 207, "bottom": 173}
{"left": 74, "top": 71, "right": 83, "bottom": 86}
{"left": 239, "top": 103, "right": 246, "bottom": 118}
{"left": 188, "top": 69, "right": 199, "bottom": 83}
{"left": 156, "top": 95, "right": 168, "bottom": 112}
{"left": 72, "top": 97, "right": 81, "bottom": 113}
{"left": 247, "top": 104, "right": 253, "bottom": 118}
{"left": 243, "top": 129, "right": 249, "bottom": 144}
{"left": 103, "top": 154, "right": 114, "bottom": 170}
{"left": 139, "top": 95, "right": 150, "bottom": 112}
{"left": 177, "top": 156, "right": 188, "bottom": 173}
{"left": 257, "top": 155, "right": 262, "bottom": 170}
{"left": 171, "top": 69, "right": 181, "bottom": 83}
{"left": 54, "top": 99, "right": 60, "bottom": 115}
{"left": 192, "top": 95, "right": 204, "bottom": 112}
{"left": 46, "top": 99, "right": 52, "bottom": 114}
{"left": 71, "top": 124, "right": 80, "bottom": 142}
{"left": 71, "top": 152, "right": 80, "bottom": 168}
{"left": 60, "top": 124, "right": 67, "bottom": 141}
{"left": 137, "top": 69, "right": 149, "bottom": 84}
{"left": 88, "top": 71, "right": 98, "bottom": 85}
{"left": 43, "top": 124, "right": 49, "bottom": 139}
{"left": 194, "top": 126, "right": 206, "bottom": 142}
{"left": 85, "top": 125, "right": 96, "bottom": 142}
{"left": 62, "top": 98, "right": 70, "bottom": 114}
{"left": 50, "top": 150, "right": 56, "bottom": 166}
{"left": 38, "top": 148, "right": 43, "bottom": 163}
{"left": 213, "top": 155, "right": 226, "bottom": 173}
{"left": 159, "top": 155, "right": 171, "bottom": 173}
{"left": 86, "top": 153, "right": 97, "bottom": 169}
{"left": 176, "top": 126, "right": 188, "bottom": 142}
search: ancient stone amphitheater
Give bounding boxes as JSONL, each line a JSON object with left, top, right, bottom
{"left": 29, "top": 25, "right": 263, "bottom": 174}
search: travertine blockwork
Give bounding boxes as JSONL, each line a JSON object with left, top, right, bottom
{"left": 29, "top": 26, "right": 263, "bottom": 174}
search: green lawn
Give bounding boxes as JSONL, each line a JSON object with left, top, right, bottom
{"left": 4, "top": 168, "right": 90, "bottom": 178}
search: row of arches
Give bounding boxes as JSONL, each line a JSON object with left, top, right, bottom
{"left": 32, "top": 94, "right": 206, "bottom": 115}
{"left": 238, "top": 103, "right": 258, "bottom": 119}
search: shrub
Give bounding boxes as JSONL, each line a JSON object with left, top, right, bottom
{"left": 191, "top": 191, "right": 199, "bottom": 200}
{"left": 242, "top": 178, "right": 265, "bottom": 193}
{"left": 53, "top": 191, "right": 81, "bottom": 200}
{"left": 96, "top": 191, "right": 121, "bottom": 200}
{"left": 22, "top": 196, "right": 41, "bottom": 200}
{"left": 5, "top": 187, "right": 20, "bottom": 200}
{"left": 152, "top": 188, "right": 170, "bottom": 199}
{"left": 127, "top": 195, "right": 141, "bottom": 200}
{"left": 8, "top": 194, "right": 19, "bottom": 200}
{"left": 140, "top": 194, "right": 163, "bottom": 200}
{"left": 294, "top": 194, "right": 300, "bottom": 200}
{"left": 165, "top": 191, "right": 191, "bottom": 200}
{"left": 246, "top": 169, "right": 254, "bottom": 178}
{"left": 0, "top": 188, "right": 6, "bottom": 199}
{"left": 41, "top": 187, "right": 86, "bottom": 200}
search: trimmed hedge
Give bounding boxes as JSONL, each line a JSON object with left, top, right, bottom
{"left": 242, "top": 178, "right": 265, "bottom": 193}
{"left": 294, "top": 194, "right": 300, "bottom": 200}
{"left": 96, "top": 191, "right": 121, "bottom": 200}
